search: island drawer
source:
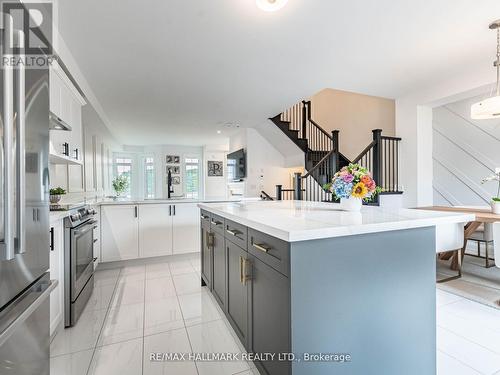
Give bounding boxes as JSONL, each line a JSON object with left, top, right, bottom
{"left": 224, "top": 219, "right": 247, "bottom": 249}
{"left": 210, "top": 213, "right": 225, "bottom": 234}
{"left": 248, "top": 228, "right": 289, "bottom": 277}
{"left": 200, "top": 210, "right": 211, "bottom": 228}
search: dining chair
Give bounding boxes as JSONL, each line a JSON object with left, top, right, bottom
{"left": 493, "top": 222, "right": 500, "bottom": 268}
{"left": 436, "top": 222, "right": 466, "bottom": 283}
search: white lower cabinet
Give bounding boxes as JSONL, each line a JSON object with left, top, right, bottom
{"left": 101, "top": 202, "right": 201, "bottom": 262}
{"left": 101, "top": 205, "right": 139, "bottom": 262}
{"left": 49, "top": 219, "right": 64, "bottom": 336}
{"left": 138, "top": 204, "right": 173, "bottom": 258}
{"left": 172, "top": 203, "right": 201, "bottom": 254}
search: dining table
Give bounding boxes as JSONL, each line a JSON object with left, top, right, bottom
{"left": 419, "top": 206, "right": 500, "bottom": 270}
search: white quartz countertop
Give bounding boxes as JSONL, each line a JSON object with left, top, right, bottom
{"left": 198, "top": 200, "right": 475, "bottom": 242}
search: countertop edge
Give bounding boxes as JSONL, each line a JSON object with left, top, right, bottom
{"left": 198, "top": 203, "right": 476, "bottom": 242}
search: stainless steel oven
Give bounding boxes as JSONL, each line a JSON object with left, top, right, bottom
{"left": 64, "top": 206, "right": 97, "bottom": 327}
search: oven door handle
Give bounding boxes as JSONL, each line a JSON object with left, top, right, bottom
{"left": 73, "top": 224, "right": 97, "bottom": 237}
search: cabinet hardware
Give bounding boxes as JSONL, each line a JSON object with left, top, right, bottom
{"left": 169, "top": 205, "right": 172, "bottom": 216}
{"left": 49, "top": 227, "right": 54, "bottom": 251}
{"left": 93, "top": 239, "right": 98, "bottom": 243}
{"left": 243, "top": 258, "right": 251, "bottom": 285}
{"left": 207, "top": 232, "right": 215, "bottom": 247}
{"left": 239, "top": 256, "right": 244, "bottom": 284}
{"left": 134, "top": 206, "right": 138, "bottom": 218}
{"left": 226, "top": 229, "right": 241, "bottom": 237}
{"left": 173, "top": 205, "right": 176, "bottom": 216}
{"left": 63, "top": 142, "right": 69, "bottom": 156}
{"left": 252, "top": 242, "right": 271, "bottom": 253}
{"left": 74, "top": 148, "right": 79, "bottom": 160}
{"left": 200, "top": 214, "right": 209, "bottom": 220}
{"left": 93, "top": 257, "right": 98, "bottom": 262}
{"left": 211, "top": 219, "right": 222, "bottom": 226}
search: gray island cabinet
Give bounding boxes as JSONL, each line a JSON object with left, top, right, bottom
{"left": 198, "top": 200, "right": 474, "bottom": 375}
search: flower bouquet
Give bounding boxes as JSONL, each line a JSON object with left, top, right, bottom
{"left": 324, "top": 163, "right": 381, "bottom": 211}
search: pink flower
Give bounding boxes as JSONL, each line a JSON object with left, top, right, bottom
{"left": 343, "top": 174, "right": 354, "bottom": 183}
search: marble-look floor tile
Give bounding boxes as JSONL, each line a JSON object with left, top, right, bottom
{"left": 50, "top": 349, "right": 94, "bottom": 375}
{"left": 437, "top": 350, "right": 482, "bottom": 375}
{"left": 145, "top": 276, "right": 176, "bottom": 301}
{"left": 146, "top": 262, "right": 171, "bottom": 279}
{"left": 84, "top": 282, "right": 116, "bottom": 313}
{"left": 173, "top": 273, "right": 201, "bottom": 295}
{"left": 187, "top": 320, "right": 249, "bottom": 375}
{"left": 437, "top": 326, "right": 500, "bottom": 374}
{"left": 143, "top": 328, "right": 198, "bottom": 375}
{"left": 50, "top": 308, "right": 107, "bottom": 357}
{"left": 436, "top": 289, "right": 464, "bottom": 307}
{"left": 169, "top": 260, "right": 196, "bottom": 276}
{"left": 110, "top": 279, "right": 145, "bottom": 307}
{"left": 177, "top": 290, "right": 221, "bottom": 327}
{"left": 98, "top": 303, "right": 144, "bottom": 346}
{"left": 118, "top": 265, "right": 146, "bottom": 282}
{"left": 144, "top": 296, "right": 184, "bottom": 336}
{"left": 88, "top": 338, "right": 143, "bottom": 375}
{"left": 94, "top": 268, "right": 120, "bottom": 287}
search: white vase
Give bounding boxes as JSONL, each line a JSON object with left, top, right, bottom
{"left": 340, "top": 197, "right": 362, "bottom": 212}
{"left": 491, "top": 201, "right": 500, "bottom": 215}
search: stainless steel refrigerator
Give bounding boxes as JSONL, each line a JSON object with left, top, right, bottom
{"left": 0, "top": 5, "right": 55, "bottom": 375}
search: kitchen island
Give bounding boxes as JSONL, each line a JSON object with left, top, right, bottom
{"left": 197, "top": 200, "right": 474, "bottom": 375}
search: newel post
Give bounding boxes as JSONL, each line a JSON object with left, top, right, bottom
{"left": 372, "top": 129, "right": 383, "bottom": 186}
{"left": 293, "top": 173, "right": 302, "bottom": 200}
{"left": 276, "top": 185, "right": 283, "bottom": 201}
{"left": 331, "top": 130, "right": 340, "bottom": 172}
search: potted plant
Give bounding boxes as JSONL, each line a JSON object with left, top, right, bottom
{"left": 49, "top": 187, "right": 66, "bottom": 204}
{"left": 324, "top": 163, "right": 382, "bottom": 212}
{"left": 481, "top": 169, "right": 500, "bottom": 214}
{"left": 112, "top": 174, "right": 130, "bottom": 198}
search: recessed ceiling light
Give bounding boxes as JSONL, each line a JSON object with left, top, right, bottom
{"left": 256, "top": 0, "right": 288, "bottom": 12}
{"left": 217, "top": 130, "right": 222, "bottom": 134}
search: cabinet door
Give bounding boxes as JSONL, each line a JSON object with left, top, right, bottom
{"left": 172, "top": 203, "right": 200, "bottom": 254}
{"left": 226, "top": 241, "right": 250, "bottom": 348}
{"left": 59, "top": 82, "right": 72, "bottom": 126}
{"left": 250, "top": 256, "right": 291, "bottom": 375}
{"left": 49, "top": 220, "right": 64, "bottom": 336}
{"left": 101, "top": 205, "right": 139, "bottom": 262}
{"left": 200, "top": 222, "right": 212, "bottom": 289}
{"left": 138, "top": 204, "right": 173, "bottom": 258}
{"left": 49, "top": 68, "right": 61, "bottom": 118}
{"left": 212, "top": 232, "right": 226, "bottom": 309}
{"left": 70, "top": 99, "right": 83, "bottom": 162}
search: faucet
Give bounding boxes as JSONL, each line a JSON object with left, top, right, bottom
{"left": 167, "top": 170, "right": 174, "bottom": 199}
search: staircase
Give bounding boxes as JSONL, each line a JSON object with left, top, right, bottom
{"left": 269, "top": 100, "right": 403, "bottom": 203}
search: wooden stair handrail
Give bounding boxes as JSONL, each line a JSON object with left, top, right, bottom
{"left": 302, "top": 148, "right": 336, "bottom": 179}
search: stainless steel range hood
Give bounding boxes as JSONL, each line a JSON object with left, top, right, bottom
{"left": 49, "top": 111, "right": 72, "bottom": 131}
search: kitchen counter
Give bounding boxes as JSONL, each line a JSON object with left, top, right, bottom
{"left": 199, "top": 200, "right": 472, "bottom": 375}
{"left": 198, "top": 200, "right": 474, "bottom": 242}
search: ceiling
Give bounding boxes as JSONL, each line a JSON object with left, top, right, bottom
{"left": 58, "top": 0, "right": 500, "bottom": 146}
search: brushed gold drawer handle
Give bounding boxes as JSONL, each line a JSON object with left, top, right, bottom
{"left": 211, "top": 220, "right": 222, "bottom": 226}
{"left": 200, "top": 214, "right": 209, "bottom": 220}
{"left": 253, "top": 243, "right": 271, "bottom": 253}
{"left": 226, "top": 229, "right": 241, "bottom": 237}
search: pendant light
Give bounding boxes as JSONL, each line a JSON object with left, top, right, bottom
{"left": 256, "top": 0, "right": 288, "bottom": 12}
{"left": 471, "top": 20, "right": 500, "bottom": 119}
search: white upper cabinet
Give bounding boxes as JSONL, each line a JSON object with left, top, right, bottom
{"left": 49, "top": 61, "right": 86, "bottom": 164}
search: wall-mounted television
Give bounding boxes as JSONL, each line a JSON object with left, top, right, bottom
{"left": 227, "top": 148, "right": 246, "bottom": 181}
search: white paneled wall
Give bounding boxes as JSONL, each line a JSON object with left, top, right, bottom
{"left": 432, "top": 94, "right": 500, "bottom": 206}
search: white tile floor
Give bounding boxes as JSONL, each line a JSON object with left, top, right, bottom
{"left": 50, "top": 253, "right": 500, "bottom": 375}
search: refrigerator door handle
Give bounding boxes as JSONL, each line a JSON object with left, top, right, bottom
{"left": 1, "top": 12, "right": 15, "bottom": 261}
{"left": 14, "top": 30, "right": 26, "bottom": 254}
{"left": 0, "top": 279, "right": 57, "bottom": 347}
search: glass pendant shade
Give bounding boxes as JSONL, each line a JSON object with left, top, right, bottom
{"left": 256, "top": 0, "right": 288, "bottom": 12}
{"left": 471, "top": 95, "right": 500, "bottom": 119}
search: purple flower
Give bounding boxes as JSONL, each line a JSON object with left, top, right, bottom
{"left": 342, "top": 174, "right": 354, "bottom": 183}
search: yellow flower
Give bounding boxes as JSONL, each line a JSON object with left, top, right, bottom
{"left": 351, "top": 182, "right": 368, "bottom": 198}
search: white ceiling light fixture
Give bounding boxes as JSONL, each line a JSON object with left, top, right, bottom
{"left": 471, "top": 20, "right": 500, "bottom": 120}
{"left": 256, "top": 0, "right": 288, "bottom": 12}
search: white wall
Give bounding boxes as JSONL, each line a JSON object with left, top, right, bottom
{"left": 203, "top": 146, "right": 229, "bottom": 200}
{"left": 229, "top": 128, "right": 304, "bottom": 198}
{"left": 432, "top": 94, "right": 500, "bottom": 206}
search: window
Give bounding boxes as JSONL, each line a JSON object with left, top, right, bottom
{"left": 144, "top": 157, "right": 155, "bottom": 199}
{"left": 113, "top": 156, "right": 132, "bottom": 198}
{"left": 185, "top": 157, "right": 200, "bottom": 199}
